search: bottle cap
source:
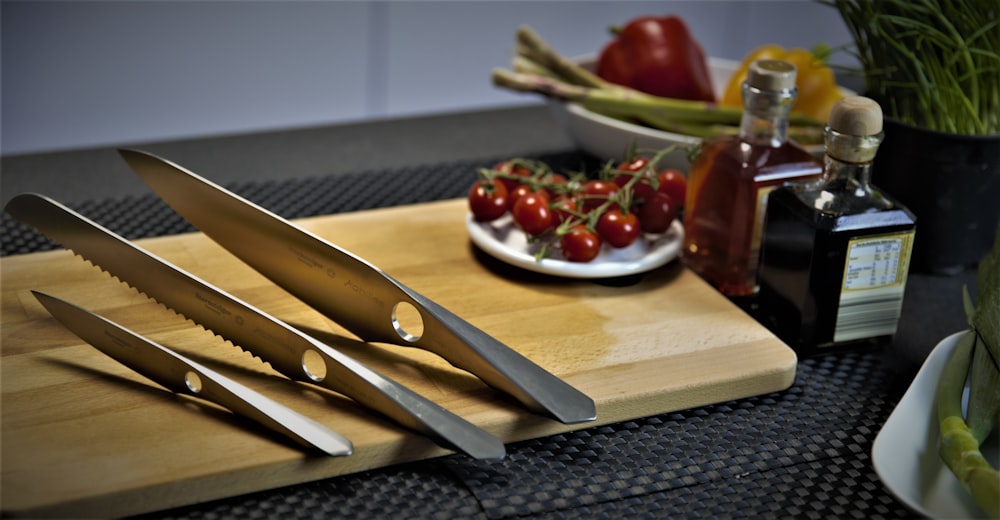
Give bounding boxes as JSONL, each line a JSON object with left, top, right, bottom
{"left": 747, "top": 60, "right": 797, "bottom": 91}
{"left": 828, "top": 96, "right": 883, "bottom": 135}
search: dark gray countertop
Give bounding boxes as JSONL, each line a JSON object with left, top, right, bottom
{"left": 2, "top": 104, "right": 572, "bottom": 206}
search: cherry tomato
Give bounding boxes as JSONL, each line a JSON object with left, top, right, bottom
{"left": 579, "top": 180, "right": 620, "bottom": 213}
{"left": 618, "top": 157, "right": 649, "bottom": 172}
{"left": 613, "top": 157, "right": 655, "bottom": 190}
{"left": 507, "top": 184, "right": 531, "bottom": 209}
{"left": 597, "top": 208, "right": 641, "bottom": 248}
{"left": 468, "top": 178, "right": 508, "bottom": 222}
{"left": 542, "top": 172, "right": 568, "bottom": 185}
{"left": 550, "top": 195, "right": 579, "bottom": 227}
{"left": 494, "top": 161, "right": 531, "bottom": 192}
{"left": 656, "top": 169, "right": 687, "bottom": 208}
{"left": 561, "top": 225, "right": 602, "bottom": 263}
{"left": 638, "top": 192, "right": 678, "bottom": 233}
{"left": 613, "top": 158, "right": 656, "bottom": 204}
{"left": 507, "top": 183, "right": 552, "bottom": 210}
{"left": 512, "top": 193, "right": 553, "bottom": 236}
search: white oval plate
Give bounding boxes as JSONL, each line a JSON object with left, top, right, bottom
{"left": 872, "top": 330, "right": 999, "bottom": 519}
{"left": 466, "top": 213, "right": 683, "bottom": 279}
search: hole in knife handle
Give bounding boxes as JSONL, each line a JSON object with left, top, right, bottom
{"left": 392, "top": 301, "right": 424, "bottom": 343}
{"left": 185, "top": 372, "right": 203, "bottom": 394}
{"left": 302, "top": 349, "right": 327, "bottom": 382}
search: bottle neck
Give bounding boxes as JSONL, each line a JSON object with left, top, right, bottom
{"left": 823, "top": 127, "right": 883, "bottom": 187}
{"left": 807, "top": 127, "right": 892, "bottom": 214}
{"left": 821, "top": 156, "right": 874, "bottom": 194}
{"left": 739, "top": 83, "right": 796, "bottom": 147}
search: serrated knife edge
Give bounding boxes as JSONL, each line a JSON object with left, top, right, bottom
{"left": 5, "top": 193, "right": 505, "bottom": 460}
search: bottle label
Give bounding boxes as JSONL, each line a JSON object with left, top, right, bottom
{"left": 834, "top": 231, "right": 915, "bottom": 342}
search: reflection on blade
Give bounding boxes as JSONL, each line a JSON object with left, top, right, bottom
{"left": 119, "top": 148, "right": 596, "bottom": 425}
{"left": 32, "top": 291, "right": 353, "bottom": 456}
{"left": 6, "top": 194, "right": 505, "bottom": 460}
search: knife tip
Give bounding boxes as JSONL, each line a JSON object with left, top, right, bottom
{"left": 317, "top": 439, "right": 354, "bottom": 457}
{"left": 556, "top": 401, "right": 598, "bottom": 425}
{"left": 467, "top": 438, "right": 507, "bottom": 461}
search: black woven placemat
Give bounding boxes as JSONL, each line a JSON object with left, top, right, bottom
{"left": 1, "top": 151, "right": 601, "bottom": 257}
{"left": 139, "top": 353, "right": 910, "bottom": 520}
{"left": 2, "top": 151, "right": 918, "bottom": 519}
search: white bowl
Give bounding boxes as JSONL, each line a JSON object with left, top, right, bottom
{"left": 548, "top": 56, "right": 842, "bottom": 169}
{"left": 872, "top": 330, "right": 1000, "bottom": 519}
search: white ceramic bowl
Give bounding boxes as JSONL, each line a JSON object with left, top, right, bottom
{"left": 872, "top": 330, "right": 1000, "bottom": 519}
{"left": 548, "top": 56, "right": 846, "bottom": 169}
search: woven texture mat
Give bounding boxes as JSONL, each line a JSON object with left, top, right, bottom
{"left": 2, "top": 152, "right": 925, "bottom": 518}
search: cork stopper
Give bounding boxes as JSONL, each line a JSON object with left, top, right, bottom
{"left": 747, "top": 59, "right": 797, "bottom": 91}
{"left": 828, "top": 96, "right": 883, "bottom": 136}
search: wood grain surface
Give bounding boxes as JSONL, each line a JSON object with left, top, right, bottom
{"left": 1, "top": 198, "right": 797, "bottom": 517}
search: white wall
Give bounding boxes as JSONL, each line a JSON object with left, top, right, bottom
{"left": 1, "top": 1, "right": 856, "bottom": 155}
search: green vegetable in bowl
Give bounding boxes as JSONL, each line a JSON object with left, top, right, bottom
{"left": 492, "top": 25, "right": 826, "bottom": 144}
{"left": 935, "top": 229, "right": 1000, "bottom": 518}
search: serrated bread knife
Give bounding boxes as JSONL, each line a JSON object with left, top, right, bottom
{"left": 118, "top": 149, "right": 596, "bottom": 425}
{"left": 31, "top": 290, "right": 354, "bottom": 457}
{"left": 6, "top": 193, "right": 505, "bottom": 460}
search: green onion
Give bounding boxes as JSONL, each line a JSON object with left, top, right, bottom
{"left": 820, "top": 0, "right": 1000, "bottom": 135}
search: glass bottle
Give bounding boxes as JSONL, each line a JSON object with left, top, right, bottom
{"left": 683, "top": 59, "right": 824, "bottom": 297}
{"left": 757, "top": 96, "right": 916, "bottom": 355}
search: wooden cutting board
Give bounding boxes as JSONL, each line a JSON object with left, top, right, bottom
{"left": 1, "top": 198, "right": 796, "bottom": 517}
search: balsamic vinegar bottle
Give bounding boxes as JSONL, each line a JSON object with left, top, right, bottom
{"left": 757, "top": 96, "right": 916, "bottom": 355}
{"left": 683, "top": 59, "right": 823, "bottom": 297}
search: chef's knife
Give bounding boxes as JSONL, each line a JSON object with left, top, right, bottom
{"left": 32, "top": 290, "right": 354, "bottom": 456}
{"left": 6, "top": 193, "right": 505, "bottom": 460}
{"left": 118, "top": 148, "right": 596, "bottom": 425}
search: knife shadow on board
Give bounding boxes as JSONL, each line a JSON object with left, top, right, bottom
{"left": 37, "top": 354, "right": 322, "bottom": 453}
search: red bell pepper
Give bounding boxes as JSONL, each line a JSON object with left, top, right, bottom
{"left": 596, "top": 15, "right": 716, "bottom": 103}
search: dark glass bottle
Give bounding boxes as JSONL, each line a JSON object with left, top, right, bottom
{"left": 757, "top": 96, "right": 916, "bottom": 355}
{"left": 683, "top": 59, "right": 823, "bottom": 297}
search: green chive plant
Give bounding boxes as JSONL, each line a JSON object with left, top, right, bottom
{"left": 821, "top": 0, "right": 999, "bottom": 135}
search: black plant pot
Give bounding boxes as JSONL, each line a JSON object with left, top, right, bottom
{"left": 872, "top": 119, "right": 1000, "bottom": 275}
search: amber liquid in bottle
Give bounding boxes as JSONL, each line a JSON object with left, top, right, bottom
{"left": 757, "top": 97, "right": 916, "bottom": 355}
{"left": 685, "top": 140, "right": 822, "bottom": 296}
{"left": 683, "top": 60, "right": 822, "bottom": 297}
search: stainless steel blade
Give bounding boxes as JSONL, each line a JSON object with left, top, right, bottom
{"left": 119, "top": 148, "right": 596, "bottom": 424}
{"left": 32, "top": 290, "right": 354, "bottom": 456}
{"left": 6, "top": 193, "right": 505, "bottom": 460}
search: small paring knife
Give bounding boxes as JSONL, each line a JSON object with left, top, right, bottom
{"left": 32, "top": 290, "right": 354, "bottom": 457}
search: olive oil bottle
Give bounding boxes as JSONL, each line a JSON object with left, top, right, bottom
{"left": 757, "top": 96, "right": 916, "bottom": 355}
{"left": 683, "top": 59, "right": 823, "bottom": 297}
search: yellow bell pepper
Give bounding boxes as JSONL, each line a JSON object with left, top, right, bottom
{"left": 721, "top": 44, "right": 843, "bottom": 122}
